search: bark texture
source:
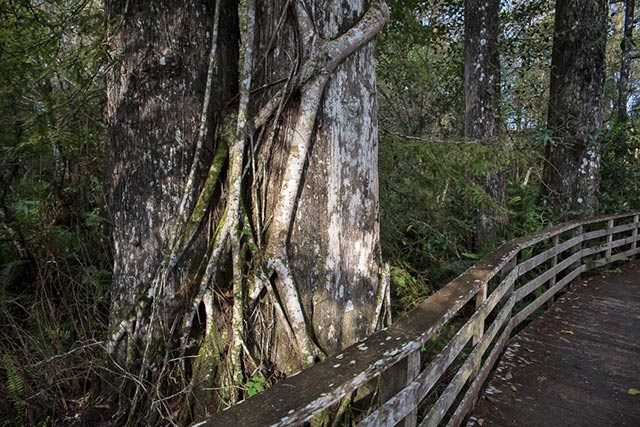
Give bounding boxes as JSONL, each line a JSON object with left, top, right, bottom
{"left": 290, "top": 0, "right": 382, "bottom": 355}
{"left": 542, "top": 0, "right": 607, "bottom": 216}
{"left": 464, "top": 0, "right": 504, "bottom": 244}
{"left": 617, "top": 0, "right": 635, "bottom": 123}
{"left": 251, "top": 0, "right": 387, "bottom": 368}
{"left": 105, "top": 0, "right": 231, "bottom": 359}
{"left": 104, "top": 0, "right": 388, "bottom": 424}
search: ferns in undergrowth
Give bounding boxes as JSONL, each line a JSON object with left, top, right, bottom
{"left": 0, "top": 0, "right": 111, "bottom": 421}
{"left": 0, "top": 218, "right": 112, "bottom": 425}
{"left": 3, "top": 354, "right": 26, "bottom": 425}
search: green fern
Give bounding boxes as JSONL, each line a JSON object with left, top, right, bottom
{"left": 4, "top": 355, "right": 24, "bottom": 400}
{"left": 3, "top": 354, "right": 26, "bottom": 424}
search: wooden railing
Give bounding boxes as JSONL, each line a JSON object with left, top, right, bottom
{"left": 196, "top": 211, "right": 640, "bottom": 427}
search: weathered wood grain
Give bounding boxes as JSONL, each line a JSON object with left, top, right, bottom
{"left": 516, "top": 234, "right": 582, "bottom": 276}
{"left": 606, "top": 218, "right": 615, "bottom": 258}
{"left": 547, "top": 234, "right": 559, "bottom": 303}
{"left": 198, "top": 258, "right": 488, "bottom": 426}
{"left": 446, "top": 314, "right": 515, "bottom": 427}
{"left": 422, "top": 295, "right": 516, "bottom": 427}
{"left": 586, "top": 246, "right": 640, "bottom": 269}
{"left": 358, "top": 310, "right": 480, "bottom": 426}
{"left": 512, "top": 264, "right": 584, "bottom": 327}
{"left": 632, "top": 214, "right": 639, "bottom": 250}
{"left": 473, "top": 283, "right": 487, "bottom": 345}
{"left": 358, "top": 328, "right": 473, "bottom": 426}
{"left": 379, "top": 349, "right": 421, "bottom": 427}
{"left": 359, "top": 277, "right": 516, "bottom": 427}
{"left": 581, "top": 221, "right": 636, "bottom": 242}
{"left": 513, "top": 251, "right": 582, "bottom": 302}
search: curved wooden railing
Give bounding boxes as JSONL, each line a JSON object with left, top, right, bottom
{"left": 196, "top": 211, "right": 640, "bottom": 427}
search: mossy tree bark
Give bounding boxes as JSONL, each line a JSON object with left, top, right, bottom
{"left": 464, "top": 0, "right": 505, "bottom": 246}
{"left": 541, "top": 0, "right": 607, "bottom": 216}
{"left": 104, "top": 0, "right": 389, "bottom": 424}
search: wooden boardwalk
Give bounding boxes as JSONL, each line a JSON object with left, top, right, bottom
{"left": 469, "top": 261, "right": 640, "bottom": 427}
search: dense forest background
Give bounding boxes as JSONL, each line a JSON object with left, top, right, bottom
{"left": 0, "top": 0, "right": 638, "bottom": 425}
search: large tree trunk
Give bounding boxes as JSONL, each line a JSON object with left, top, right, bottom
{"left": 287, "top": 0, "right": 383, "bottom": 356}
{"left": 104, "top": 0, "right": 388, "bottom": 424}
{"left": 105, "top": 0, "right": 236, "bottom": 363}
{"left": 464, "top": 0, "right": 505, "bottom": 245}
{"left": 541, "top": 0, "right": 607, "bottom": 216}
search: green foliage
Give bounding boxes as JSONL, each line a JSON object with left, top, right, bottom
{"left": 501, "top": 0, "right": 554, "bottom": 131}
{"left": 379, "top": 128, "right": 546, "bottom": 313}
{"left": 245, "top": 373, "right": 267, "bottom": 397}
{"left": 599, "top": 124, "right": 640, "bottom": 212}
{"left": 378, "top": 0, "right": 465, "bottom": 138}
{"left": 377, "top": 0, "right": 570, "bottom": 316}
{"left": 0, "top": 1, "right": 110, "bottom": 425}
{"left": 3, "top": 354, "right": 26, "bottom": 425}
{"left": 389, "top": 262, "right": 432, "bottom": 314}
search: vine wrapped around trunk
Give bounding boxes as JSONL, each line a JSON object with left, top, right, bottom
{"left": 104, "top": 0, "right": 390, "bottom": 424}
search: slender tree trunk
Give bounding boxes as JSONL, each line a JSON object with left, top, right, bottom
{"left": 617, "top": 0, "right": 635, "bottom": 123}
{"left": 104, "top": 1, "right": 388, "bottom": 424}
{"left": 542, "top": 0, "right": 607, "bottom": 216}
{"left": 464, "top": 0, "right": 504, "bottom": 245}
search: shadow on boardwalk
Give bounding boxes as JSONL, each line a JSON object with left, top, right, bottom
{"left": 469, "top": 261, "right": 640, "bottom": 426}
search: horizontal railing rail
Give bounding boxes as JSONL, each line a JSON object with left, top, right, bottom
{"left": 195, "top": 211, "right": 640, "bottom": 427}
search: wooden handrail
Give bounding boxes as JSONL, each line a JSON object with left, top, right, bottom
{"left": 195, "top": 211, "right": 640, "bottom": 427}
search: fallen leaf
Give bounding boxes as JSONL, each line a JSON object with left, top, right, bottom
{"left": 511, "top": 385, "right": 518, "bottom": 392}
{"left": 559, "top": 337, "right": 571, "bottom": 344}
{"left": 477, "top": 418, "right": 484, "bottom": 426}
{"left": 560, "top": 330, "right": 575, "bottom": 335}
{"left": 634, "top": 314, "right": 640, "bottom": 320}
{"left": 486, "top": 396, "right": 497, "bottom": 403}
{"left": 628, "top": 388, "right": 640, "bottom": 396}
{"left": 505, "top": 370, "right": 513, "bottom": 380}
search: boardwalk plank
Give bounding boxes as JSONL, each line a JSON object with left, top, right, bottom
{"left": 469, "top": 261, "right": 640, "bottom": 427}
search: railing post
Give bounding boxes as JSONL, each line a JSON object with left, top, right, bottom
{"left": 500, "top": 255, "right": 517, "bottom": 287}
{"left": 632, "top": 214, "right": 639, "bottom": 253}
{"left": 606, "top": 218, "right": 615, "bottom": 259}
{"left": 474, "top": 255, "right": 515, "bottom": 346}
{"left": 473, "top": 283, "right": 487, "bottom": 346}
{"left": 571, "top": 225, "right": 583, "bottom": 289}
{"left": 379, "top": 350, "right": 420, "bottom": 427}
{"left": 548, "top": 234, "right": 560, "bottom": 307}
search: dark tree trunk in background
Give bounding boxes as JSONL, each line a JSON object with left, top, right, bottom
{"left": 104, "top": 0, "right": 388, "bottom": 423}
{"left": 542, "top": 0, "right": 607, "bottom": 216}
{"left": 617, "top": 0, "right": 635, "bottom": 123}
{"left": 464, "top": 0, "right": 504, "bottom": 245}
